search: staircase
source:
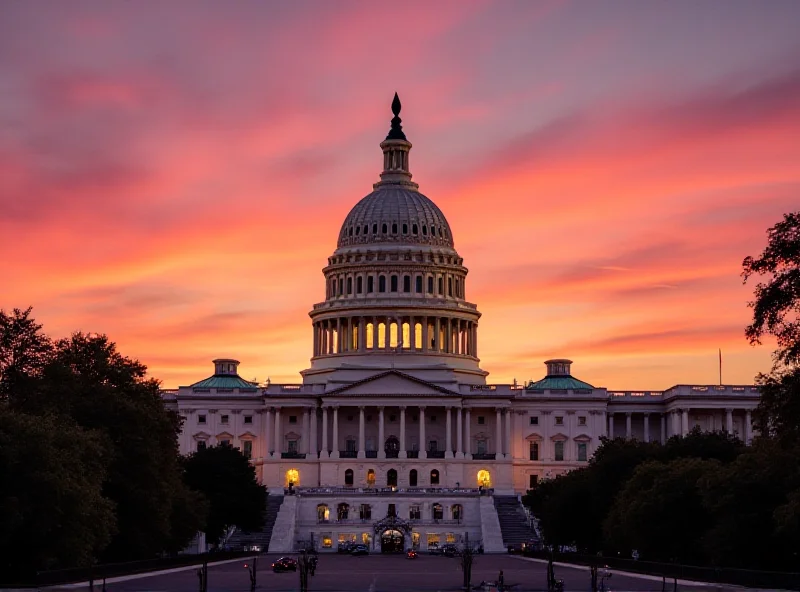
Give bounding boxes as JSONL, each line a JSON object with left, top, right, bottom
{"left": 493, "top": 495, "right": 540, "bottom": 549}
{"left": 227, "top": 495, "right": 284, "bottom": 551}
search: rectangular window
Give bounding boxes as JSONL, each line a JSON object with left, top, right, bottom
{"left": 198, "top": 414, "right": 207, "bottom": 424}
{"left": 244, "top": 416, "right": 253, "bottom": 424}
{"left": 409, "top": 505, "right": 421, "bottom": 520}
{"left": 391, "top": 275, "right": 398, "bottom": 292}
{"left": 289, "top": 415, "right": 297, "bottom": 424}
{"left": 446, "top": 533, "right": 457, "bottom": 544}
{"left": 555, "top": 416, "right": 564, "bottom": 426}
{"left": 388, "top": 504, "right": 396, "bottom": 517}
{"left": 529, "top": 416, "right": 539, "bottom": 425}
{"left": 357, "top": 276, "right": 363, "bottom": 294}
{"left": 288, "top": 440, "right": 298, "bottom": 453}
{"left": 427, "top": 276, "right": 434, "bottom": 293}
{"left": 322, "top": 536, "right": 332, "bottom": 549}
{"left": 578, "top": 416, "right": 587, "bottom": 426}
{"left": 346, "top": 439, "right": 356, "bottom": 452}
{"left": 359, "top": 504, "right": 371, "bottom": 520}
{"left": 379, "top": 276, "right": 386, "bottom": 292}
{"left": 416, "top": 276, "right": 423, "bottom": 293}
{"left": 555, "top": 441, "right": 564, "bottom": 461}
{"left": 477, "top": 416, "right": 485, "bottom": 425}
{"left": 368, "top": 276, "right": 374, "bottom": 292}
{"left": 529, "top": 474, "right": 538, "bottom": 489}
{"left": 197, "top": 440, "right": 207, "bottom": 452}
{"left": 577, "top": 442, "right": 588, "bottom": 462}
{"left": 221, "top": 414, "right": 229, "bottom": 424}
{"left": 477, "top": 440, "right": 487, "bottom": 454}
{"left": 438, "top": 277, "right": 443, "bottom": 294}
{"left": 427, "top": 533, "right": 440, "bottom": 548}
{"left": 242, "top": 440, "right": 252, "bottom": 459}
{"left": 529, "top": 441, "right": 539, "bottom": 461}
{"left": 428, "top": 440, "right": 438, "bottom": 452}
{"left": 403, "top": 275, "right": 411, "bottom": 292}
{"left": 448, "top": 277, "right": 453, "bottom": 296}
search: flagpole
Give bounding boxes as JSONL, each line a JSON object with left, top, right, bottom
{"left": 719, "top": 349, "right": 722, "bottom": 386}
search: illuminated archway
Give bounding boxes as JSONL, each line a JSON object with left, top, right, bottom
{"left": 477, "top": 469, "right": 491, "bottom": 488}
{"left": 286, "top": 468, "right": 300, "bottom": 487}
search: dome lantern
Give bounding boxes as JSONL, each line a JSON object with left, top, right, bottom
{"left": 375, "top": 93, "right": 418, "bottom": 190}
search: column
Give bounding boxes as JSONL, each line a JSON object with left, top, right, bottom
{"left": 265, "top": 408, "right": 273, "bottom": 457}
{"left": 399, "top": 407, "right": 407, "bottom": 458}
{"left": 321, "top": 406, "right": 328, "bottom": 458}
{"left": 566, "top": 411, "right": 574, "bottom": 461}
{"left": 331, "top": 407, "right": 339, "bottom": 458}
{"left": 625, "top": 412, "right": 632, "bottom": 439}
{"left": 409, "top": 315, "right": 415, "bottom": 351}
{"left": 725, "top": 408, "right": 733, "bottom": 433}
{"left": 643, "top": 413, "right": 650, "bottom": 443}
{"left": 378, "top": 407, "right": 386, "bottom": 459}
{"left": 422, "top": 317, "right": 429, "bottom": 353}
{"left": 336, "top": 317, "right": 341, "bottom": 353}
{"left": 274, "top": 407, "right": 282, "bottom": 456}
{"left": 456, "top": 407, "right": 464, "bottom": 458}
{"left": 373, "top": 316, "right": 379, "bottom": 349}
{"left": 446, "top": 319, "right": 452, "bottom": 353}
{"left": 445, "top": 407, "right": 453, "bottom": 458}
{"left": 419, "top": 407, "right": 427, "bottom": 459}
{"left": 435, "top": 318, "right": 441, "bottom": 351}
{"left": 309, "top": 407, "right": 318, "bottom": 459}
{"left": 313, "top": 323, "right": 318, "bottom": 356}
{"left": 608, "top": 412, "right": 614, "bottom": 439}
{"left": 302, "top": 409, "right": 310, "bottom": 453}
{"left": 358, "top": 406, "right": 366, "bottom": 459}
{"left": 660, "top": 413, "right": 666, "bottom": 444}
{"left": 745, "top": 410, "right": 752, "bottom": 445}
{"left": 496, "top": 408, "right": 503, "bottom": 456}
{"left": 465, "top": 409, "right": 472, "bottom": 458}
{"left": 681, "top": 408, "right": 689, "bottom": 435}
{"left": 505, "top": 409, "right": 512, "bottom": 460}
{"left": 473, "top": 323, "right": 478, "bottom": 358}
{"left": 397, "top": 316, "right": 404, "bottom": 350}
{"left": 359, "top": 317, "right": 366, "bottom": 352}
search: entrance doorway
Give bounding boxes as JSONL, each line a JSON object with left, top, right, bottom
{"left": 381, "top": 529, "right": 404, "bottom": 553}
{"left": 387, "top": 469, "right": 397, "bottom": 487}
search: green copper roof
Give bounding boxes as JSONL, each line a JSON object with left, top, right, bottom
{"left": 191, "top": 375, "right": 258, "bottom": 390}
{"left": 526, "top": 375, "right": 595, "bottom": 391}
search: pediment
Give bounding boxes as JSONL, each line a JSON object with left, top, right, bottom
{"left": 550, "top": 432, "right": 568, "bottom": 441}
{"left": 525, "top": 432, "right": 543, "bottom": 441}
{"left": 574, "top": 433, "right": 592, "bottom": 442}
{"left": 327, "top": 370, "right": 459, "bottom": 397}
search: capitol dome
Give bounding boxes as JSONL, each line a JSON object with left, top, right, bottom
{"left": 337, "top": 186, "right": 454, "bottom": 249}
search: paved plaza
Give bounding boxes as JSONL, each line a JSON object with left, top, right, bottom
{"left": 82, "top": 553, "right": 730, "bottom": 592}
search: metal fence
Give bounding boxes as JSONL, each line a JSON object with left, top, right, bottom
{"left": 523, "top": 551, "right": 800, "bottom": 590}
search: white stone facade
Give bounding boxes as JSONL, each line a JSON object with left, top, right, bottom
{"left": 162, "top": 97, "right": 760, "bottom": 551}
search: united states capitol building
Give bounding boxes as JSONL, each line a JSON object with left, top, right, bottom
{"left": 163, "top": 95, "right": 760, "bottom": 554}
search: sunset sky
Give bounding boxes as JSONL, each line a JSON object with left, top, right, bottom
{"left": 2, "top": 1, "right": 798, "bottom": 389}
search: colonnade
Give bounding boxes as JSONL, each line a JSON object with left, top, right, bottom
{"left": 262, "top": 405, "right": 512, "bottom": 460}
{"left": 608, "top": 408, "right": 754, "bottom": 444}
{"left": 312, "top": 316, "right": 478, "bottom": 357}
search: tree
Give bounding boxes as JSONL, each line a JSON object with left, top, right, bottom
{"left": 182, "top": 443, "right": 266, "bottom": 545}
{"left": 743, "top": 211, "right": 800, "bottom": 367}
{"left": 0, "top": 307, "right": 52, "bottom": 400}
{"left": 0, "top": 405, "right": 116, "bottom": 580}
{"left": 604, "top": 458, "right": 720, "bottom": 563}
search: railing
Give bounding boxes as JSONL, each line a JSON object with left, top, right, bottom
{"left": 339, "top": 450, "right": 357, "bottom": 458}
{"left": 296, "top": 486, "right": 489, "bottom": 496}
{"left": 427, "top": 451, "right": 445, "bottom": 458}
{"left": 472, "top": 453, "right": 496, "bottom": 460}
{"left": 281, "top": 452, "right": 307, "bottom": 459}
{"left": 365, "top": 451, "right": 378, "bottom": 458}
{"left": 385, "top": 450, "right": 399, "bottom": 458}
{"left": 407, "top": 451, "right": 419, "bottom": 458}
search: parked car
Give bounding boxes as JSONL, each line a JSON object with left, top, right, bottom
{"left": 442, "top": 544, "right": 460, "bottom": 557}
{"left": 350, "top": 544, "right": 369, "bottom": 556}
{"left": 428, "top": 544, "right": 442, "bottom": 555}
{"left": 406, "top": 549, "right": 418, "bottom": 559}
{"left": 272, "top": 557, "right": 298, "bottom": 572}
{"left": 337, "top": 541, "right": 355, "bottom": 553}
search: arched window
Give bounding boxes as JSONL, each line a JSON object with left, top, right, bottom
{"left": 345, "top": 469, "right": 354, "bottom": 486}
{"left": 452, "top": 504, "right": 463, "bottom": 521}
{"left": 373, "top": 224, "right": 378, "bottom": 234}
{"left": 317, "top": 504, "right": 330, "bottom": 522}
{"left": 432, "top": 503, "right": 443, "bottom": 520}
{"left": 430, "top": 469, "right": 440, "bottom": 485}
{"left": 431, "top": 225, "right": 437, "bottom": 236}
{"left": 332, "top": 279, "right": 337, "bottom": 296}
{"left": 477, "top": 469, "right": 491, "bottom": 488}
{"left": 403, "top": 275, "right": 411, "bottom": 292}
{"left": 382, "top": 223, "right": 388, "bottom": 233}
{"left": 385, "top": 436, "right": 399, "bottom": 458}
{"left": 412, "top": 224, "right": 418, "bottom": 235}
{"left": 387, "top": 469, "right": 398, "bottom": 487}
{"left": 409, "top": 469, "right": 418, "bottom": 487}
{"left": 438, "top": 277, "right": 443, "bottom": 294}
{"left": 427, "top": 276, "right": 433, "bottom": 293}
{"left": 390, "top": 275, "right": 398, "bottom": 292}
{"left": 355, "top": 226, "right": 360, "bottom": 235}
{"left": 347, "top": 277, "right": 352, "bottom": 294}
{"left": 363, "top": 224, "right": 368, "bottom": 235}
{"left": 392, "top": 223, "right": 398, "bottom": 234}
{"left": 448, "top": 277, "right": 453, "bottom": 296}
{"left": 422, "top": 225, "right": 428, "bottom": 236}
{"left": 402, "top": 223, "right": 408, "bottom": 234}
{"left": 356, "top": 276, "right": 363, "bottom": 294}
{"left": 348, "top": 227, "right": 353, "bottom": 236}
{"left": 337, "top": 503, "right": 349, "bottom": 520}
{"left": 379, "top": 276, "right": 386, "bottom": 293}
{"left": 367, "top": 276, "right": 374, "bottom": 293}
{"left": 415, "top": 276, "right": 422, "bottom": 293}
{"left": 366, "top": 469, "right": 376, "bottom": 487}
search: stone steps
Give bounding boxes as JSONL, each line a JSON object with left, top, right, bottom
{"left": 227, "top": 495, "right": 284, "bottom": 550}
{"left": 493, "top": 495, "right": 539, "bottom": 546}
